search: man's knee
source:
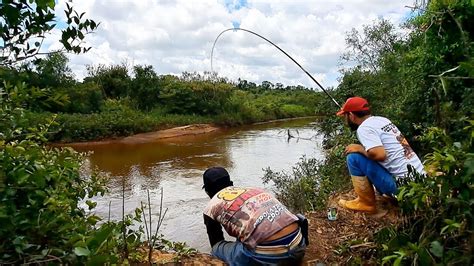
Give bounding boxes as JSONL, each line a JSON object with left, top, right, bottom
{"left": 346, "top": 152, "right": 365, "bottom": 164}
{"left": 346, "top": 152, "right": 368, "bottom": 176}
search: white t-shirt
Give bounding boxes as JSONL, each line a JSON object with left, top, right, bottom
{"left": 357, "top": 116, "right": 425, "bottom": 178}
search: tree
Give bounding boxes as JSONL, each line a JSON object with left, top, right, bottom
{"left": 1, "top": 0, "right": 99, "bottom": 66}
{"left": 341, "top": 19, "right": 400, "bottom": 72}
{"left": 85, "top": 63, "right": 131, "bottom": 99}
{"left": 34, "top": 51, "right": 75, "bottom": 88}
{"left": 130, "top": 64, "right": 160, "bottom": 110}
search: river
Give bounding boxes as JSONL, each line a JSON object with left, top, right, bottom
{"left": 71, "top": 118, "right": 324, "bottom": 252}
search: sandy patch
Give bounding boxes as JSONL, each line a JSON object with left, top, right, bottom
{"left": 58, "top": 124, "right": 220, "bottom": 147}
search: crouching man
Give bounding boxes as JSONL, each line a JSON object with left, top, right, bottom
{"left": 336, "top": 96, "right": 426, "bottom": 213}
{"left": 202, "top": 167, "right": 308, "bottom": 266}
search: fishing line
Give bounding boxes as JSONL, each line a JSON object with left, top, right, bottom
{"left": 211, "top": 27, "right": 341, "bottom": 108}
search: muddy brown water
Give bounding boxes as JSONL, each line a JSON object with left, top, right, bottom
{"left": 71, "top": 118, "right": 324, "bottom": 252}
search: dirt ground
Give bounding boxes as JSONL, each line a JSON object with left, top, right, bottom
{"left": 148, "top": 190, "right": 400, "bottom": 265}
{"left": 303, "top": 191, "right": 400, "bottom": 265}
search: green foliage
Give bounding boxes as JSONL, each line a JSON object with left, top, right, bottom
{"left": 1, "top": 83, "right": 108, "bottom": 263}
{"left": 130, "top": 65, "right": 161, "bottom": 110}
{"left": 59, "top": 82, "right": 104, "bottom": 114}
{"left": 39, "top": 99, "right": 211, "bottom": 142}
{"left": 158, "top": 237, "right": 198, "bottom": 260}
{"left": 33, "top": 52, "right": 76, "bottom": 88}
{"left": 342, "top": 19, "right": 401, "bottom": 72}
{"left": 85, "top": 64, "right": 131, "bottom": 99}
{"left": 399, "top": 0, "right": 474, "bottom": 140}
{"left": 157, "top": 74, "right": 234, "bottom": 116}
{"left": 52, "top": 99, "right": 156, "bottom": 142}
{"left": 1, "top": 2, "right": 200, "bottom": 264}
{"left": 377, "top": 122, "right": 473, "bottom": 265}
{"left": 3, "top": 56, "right": 322, "bottom": 141}
{"left": 0, "top": 0, "right": 98, "bottom": 65}
{"left": 0, "top": 51, "right": 75, "bottom": 91}
{"left": 262, "top": 156, "right": 320, "bottom": 212}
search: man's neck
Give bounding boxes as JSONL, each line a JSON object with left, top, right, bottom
{"left": 358, "top": 115, "right": 372, "bottom": 124}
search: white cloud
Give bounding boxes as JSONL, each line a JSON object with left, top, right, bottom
{"left": 48, "top": 0, "right": 413, "bottom": 89}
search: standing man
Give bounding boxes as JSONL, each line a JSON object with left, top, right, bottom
{"left": 202, "top": 167, "right": 307, "bottom": 266}
{"left": 336, "top": 96, "right": 425, "bottom": 213}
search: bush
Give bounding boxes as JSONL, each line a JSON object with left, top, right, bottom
{"left": 61, "top": 82, "right": 104, "bottom": 113}
{"left": 1, "top": 84, "right": 197, "bottom": 264}
{"left": 278, "top": 104, "right": 311, "bottom": 118}
{"left": 262, "top": 130, "right": 352, "bottom": 213}
{"left": 376, "top": 122, "right": 473, "bottom": 265}
{"left": 0, "top": 85, "right": 123, "bottom": 264}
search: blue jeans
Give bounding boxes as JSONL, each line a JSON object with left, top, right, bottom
{"left": 211, "top": 239, "right": 306, "bottom": 266}
{"left": 346, "top": 153, "right": 397, "bottom": 195}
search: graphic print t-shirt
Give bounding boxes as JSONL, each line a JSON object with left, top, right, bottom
{"left": 357, "top": 116, "right": 425, "bottom": 177}
{"left": 203, "top": 187, "right": 298, "bottom": 248}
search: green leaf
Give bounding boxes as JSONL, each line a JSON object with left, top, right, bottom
{"left": 440, "top": 225, "right": 450, "bottom": 234}
{"left": 418, "top": 248, "right": 432, "bottom": 265}
{"left": 74, "top": 246, "right": 90, "bottom": 256}
{"left": 439, "top": 77, "right": 448, "bottom": 96}
{"left": 85, "top": 200, "right": 97, "bottom": 210}
{"left": 86, "top": 224, "right": 113, "bottom": 250}
{"left": 429, "top": 241, "right": 443, "bottom": 258}
{"left": 88, "top": 254, "right": 116, "bottom": 265}
{"left": 393, "top": 257, "right": 402, "bottom": 266}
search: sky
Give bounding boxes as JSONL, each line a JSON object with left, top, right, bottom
{"left": 47, "top": 0, "right": 414, "bottom": 89}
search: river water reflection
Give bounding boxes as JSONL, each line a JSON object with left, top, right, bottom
{"left": 71, "top": 118, "right": 324, "bottom": 252}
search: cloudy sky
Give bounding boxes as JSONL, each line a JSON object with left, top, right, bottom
{"left": 48, "top": 0, "right": 413, "bottom": 89}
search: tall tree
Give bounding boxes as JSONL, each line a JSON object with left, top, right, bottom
{"left": 341, "top": 19, "right": 400, "bottom": 72}
{"left": 85, "top": 64, "right": 131, "bottom": 99}
{"left": 34, "top": 51, "right": 75, "bottom": 88}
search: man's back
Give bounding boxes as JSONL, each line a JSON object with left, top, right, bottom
{"left": 204, "top": 186, "right": 298, "bottom": 248}
{"left": 357, "top": 116, "right": 425, "bottom": 177}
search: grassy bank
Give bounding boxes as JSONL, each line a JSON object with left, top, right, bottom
{"left": 2, "top": 58, "right": 326, "bottom": 143}
{"left": 24, "top": 96, "right": 317, "bottom": 143}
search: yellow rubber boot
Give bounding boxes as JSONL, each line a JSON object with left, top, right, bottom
{"left": 338, "top": 176, "right": 376, "bottom": 213}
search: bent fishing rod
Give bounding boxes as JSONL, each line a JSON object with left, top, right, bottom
{"left": 211, "top": 27, "right": 341, "bottom": 109}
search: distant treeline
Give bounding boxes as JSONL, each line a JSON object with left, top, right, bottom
{"left": 1, "top": 55, "right": 328, "bottom": 142}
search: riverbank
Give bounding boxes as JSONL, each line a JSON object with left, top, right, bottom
{"left": 60, "top": 124, "right": 220, "bottom": 147}
{"left": 53, "top": 116, "right": 320, "bottom": 147}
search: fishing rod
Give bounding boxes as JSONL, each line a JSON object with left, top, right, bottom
{"left": 211, "top": 27, "right": 341, "bottom": 109}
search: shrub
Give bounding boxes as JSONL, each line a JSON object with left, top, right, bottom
{"left": 377, "top": 122, "right": 473, "bottom": 265}
{"left": 61, "top": 82, "right": 104, "bottom": 113}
